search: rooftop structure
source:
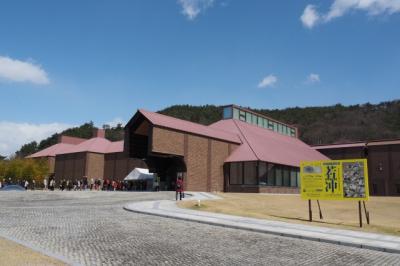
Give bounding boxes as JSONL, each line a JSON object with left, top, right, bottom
{"left": 222, "top": 105, "right": 298, "bottom": 138}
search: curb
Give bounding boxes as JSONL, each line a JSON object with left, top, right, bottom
{"left": 123, "top": 204, "right": 400, "bottom": 255}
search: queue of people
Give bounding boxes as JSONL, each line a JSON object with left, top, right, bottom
{"left": 2, "top": 175, "right": 185, "bottom": 195}
{"left": 0, "top": 178, "right": 37, "bottom": 190}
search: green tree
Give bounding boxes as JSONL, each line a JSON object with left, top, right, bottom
{"left": 16, "top": 141, "right": 38, "bottom": 158}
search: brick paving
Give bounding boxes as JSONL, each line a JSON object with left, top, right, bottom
{"left": 0, "top": 191, "right": 399, "bottom": 266}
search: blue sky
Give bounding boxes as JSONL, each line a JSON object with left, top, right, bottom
{"left": 1, "top": 0, "right": 400, "bottom": 155}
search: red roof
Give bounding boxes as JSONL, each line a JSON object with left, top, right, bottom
{"left": 105, "top": 140, "right": 124, "bottom": 153}
{"left": 57, "top": 137, "right": 115, "bottom": 155}
{"left": 27, "top": 143, "right": 76, "bottom": 158}
{"left": 210, "top": 119, "right": 328, "bottom": 167}
{"left": 28, "top": 138, "right": 124, "bottom": 158}
{"left": 138, "top": 109, "right": 241, "bottom": 144}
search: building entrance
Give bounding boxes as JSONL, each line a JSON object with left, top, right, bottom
{"left": 145, "top": 155, "right": 186, "bottom": 191}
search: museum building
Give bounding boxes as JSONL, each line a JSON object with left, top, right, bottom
{"left": 28, "top": 105, "right": 328, "bottom": 193}
{"left": 314, "top": 140, "right": 400, "bottom": 196}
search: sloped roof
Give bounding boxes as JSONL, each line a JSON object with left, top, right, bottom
{"left": 138, "top": 109, "right": 241, "bottom": 144}
{"left": 105, "top": 140, "right": 124, "bottom": 153}
{"left": 27, "top": 143, "right": 76, "bottom": 158}
{"left": 57, "top": 137, "right": 113, "bottom": 155}
{"left": 209, "top": 119, "right": 328, "bottom": 167}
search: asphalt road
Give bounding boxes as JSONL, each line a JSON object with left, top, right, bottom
{"left": 0, "top": 191, "right": 399, "bottom": 266}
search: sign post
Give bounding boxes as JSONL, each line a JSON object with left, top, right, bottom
{"left": 300, "top": 159, "right": 369, "bottom": 226}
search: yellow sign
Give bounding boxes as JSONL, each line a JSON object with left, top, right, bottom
{"left": 300, "top": 159, "right": 369, "bottom": 200}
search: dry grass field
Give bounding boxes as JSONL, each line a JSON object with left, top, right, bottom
{"left": 0, "top": 237, "right": 66, "bottom": 266}
{"left": 178, "top": 193, "right": 400, "bottom": 236}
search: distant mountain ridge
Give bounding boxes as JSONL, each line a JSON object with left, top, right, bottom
{"left": 16, "top": 100, "right": 400, "bottom": 158}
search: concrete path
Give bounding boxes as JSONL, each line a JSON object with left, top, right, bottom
{"left": 124, "top": 192, "right": 400, "bottom": 254}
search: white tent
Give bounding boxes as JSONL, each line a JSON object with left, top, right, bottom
{"left": 124, "top": 168, "right": 154, "bottom": 181}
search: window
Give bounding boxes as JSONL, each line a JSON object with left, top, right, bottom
{"left": 278, "top": 124, "right": 283, "bottom": 134}
{"left": 244, "top": 162, "right": 258, "bottom": 185}
{"left": 283, "top": 167, "right": 290, "bottom": 186}
{"left": 258, "top": 162, "right": 267, "bottom": 185}
{"left": 258, "top": 117, "right": 264, "bottom": 127}
{"left": 239, "top": 110, "right": 246, "bottom": 121}
{"left": 296, "top": 171, "right": 300, "bottom": 187}
{"left": 290, "top": 128, "right": 296, "bottom": 137}
{"left": 263, "top": 118, "right": 268, "bottom": 128}
{"left": 251, "top": 114, "right": 257, "bottom": 125}
{"left": 246, "top": 112, "right": 252, "bottom": 123}
{"left": 223, "top": 106, "right": 233, "bottom": 119}
{"left": 233, "top": 108, "right": 240, "bottom": 120}
{"left": 229, "top": 162, "right": 243, "bottom": 185}
{"left": 275, "top": 167, "right": 283, "bottom": 186}
{"left": 267, "top": 164, "right": 275, "bottom": 186}
{"left": 268, "top": 121, "right": 275, "bottom": 130}
{"left": 290, "top": 169, "right": 298, "bottom": 187}
{"left": 273, "top": 123, "right": 278, "bottom": 132}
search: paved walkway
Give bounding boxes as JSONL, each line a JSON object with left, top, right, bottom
{"left": 124, "top": 192, "right": 400, "bottom": 254}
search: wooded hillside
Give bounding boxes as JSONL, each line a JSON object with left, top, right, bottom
{"left": 15, "top": 100, "right": 400, "bottom": 157}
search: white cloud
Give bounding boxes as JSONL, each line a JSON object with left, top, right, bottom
{"left": 301, "top": 0, "right": 400, "bottom": 28}
{"left": 0, "top": 56, "right": 50, "bottom": 85}
{"left": 301, "top": 5, "right": 320, "bottom": 28}
{"left": 307, "top": 73, "right": 320, "bottom": 83}
{"left": 177, "top": 0, "right": 215, "bottom": 20}
{"left": 258, "top": 74, "right": 278, "bottom": 88}
{"left": 325, "top": 0, "right": 400, "bottom": 21}
{"left": 0, "top": 121, "right": 71, "bottom": 157}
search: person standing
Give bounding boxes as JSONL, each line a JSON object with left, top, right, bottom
{"left": 175, "top": 177, "right": 183, "bottom": 201}
{"left": 24, "top": 180, "right": 29, "bottom": 190}
{"left": 44, "top": 178, "right": 48, "bottom": 190}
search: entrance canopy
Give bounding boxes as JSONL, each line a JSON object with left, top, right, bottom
{"left": 124, "top": 168, "right": 154, "bottom": 181}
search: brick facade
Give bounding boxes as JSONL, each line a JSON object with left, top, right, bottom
{"left": 152, "top": 127, "right": 184, "bottom": 156}
{"left": 145, "top": 126, "right": 236, "bottom": 192}
{"left": 185, "top": 135, "right": 209, "bottom": 191}
{"left": 104, "top": 152, "right": 147, "bottom": 181}
{"left": 85, "top": 153, "right": 105, "bottom": 180}
{"left": 54, "top": 152, "right": 86, "bottom": 181}
{"left": 55, "top": 152, "right": 104, "bottom": 181}
{"left": 210, "top": 140, "right": 230, "bottom": 192}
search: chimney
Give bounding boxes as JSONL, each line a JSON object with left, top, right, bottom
{"left": 93, "top": 128, "right": 105, "bottom": 138}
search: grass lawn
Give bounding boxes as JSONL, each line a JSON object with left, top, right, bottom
{"left": 178, "top": 193, "right": 400, "bottom": 236}
{"left": 0, "top": 237, "right": 66, "bottom": 266}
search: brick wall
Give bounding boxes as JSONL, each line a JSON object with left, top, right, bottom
{"left": 149, "top": 127, "right": 237, "bottom": 192}
{"left": 210, "top": 140, "right": 230, "bottom": 192}
{"left": 152, "top": 127, "right": 184, "bottom": 156}
{"left": 85, "top": 153, "right": 104, "bottom": 180}
{"left": 185, "top": 135, "right": 208, "bottom": 191}
{"left": 104, "top": 152, "right": 147, "bottom": 181}
{"left": 48, "top": 157, "right": 55, "bottom": 173}
{"left": 54, "top": 153, "right": 86, "bottom": 181}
